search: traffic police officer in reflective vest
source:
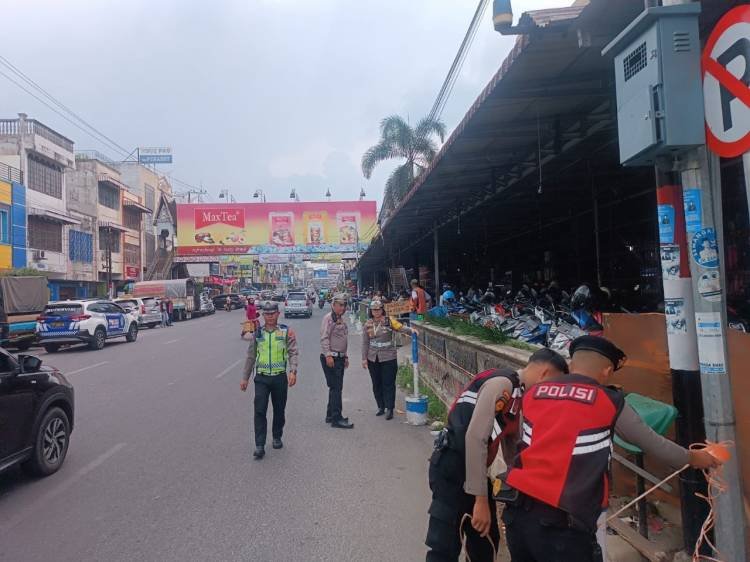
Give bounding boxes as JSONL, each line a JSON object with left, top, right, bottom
{"left": 240, "top": 301, "right": 298, "bottom": 460}
{"left": 502, "top": 335, "right": 720, "bottom": 561}
{"left": 425, "top": 348, "right": 569, "bottom": 562}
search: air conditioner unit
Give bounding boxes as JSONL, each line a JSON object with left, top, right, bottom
{"left": 32, "top": 250, "right": 46, "bottom": 261}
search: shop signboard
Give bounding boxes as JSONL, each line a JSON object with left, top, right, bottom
{"left": 138, "top": 147, "right": 173, "bottom": 164}
{"left": 125, "top": 266, "right": 140, "bottom": 279}
{"left": 259, "top": 254, "right": 290, "bottom": 264}
{"left": 176, "top": 201, "right": 376, "bottom": 256}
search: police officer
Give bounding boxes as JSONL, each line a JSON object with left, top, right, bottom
{"left": 320, "top": 292, "right": 353, "bottom": 429}
{"left": 425, "top": 348, "right": 570, "bottom": 562}
{"left": 502, "top": 335, "right": 720, "bottom": 561}
{"left": 240, "top": 301, "right": 298, "bottom": 460}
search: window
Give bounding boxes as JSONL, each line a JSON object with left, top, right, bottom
{"left": 123, "top": 208, "right": 142, "bottom": 230}
{"left": 124, "top": 243, "right": 140, "bottom": 265}
{"left": 27, "top": 156, "right": 63, "bottom": 199}
{"left": 28, "top": 217, "right": 62, "bottom": 252}
{"left": 69, "top": 230, "right": 93, "bottom": 262}
{"left": 98, "top": 183, "right": 120, "bottom": 210}
{"left": 0, "top": 208, "right": 9, "bottom": 244}
{"left": 99, "top": 228, "right": 121, "bottom": 253}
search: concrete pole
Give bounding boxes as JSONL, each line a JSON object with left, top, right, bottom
{"left": 433, "top": 221, "right": 439, "bottom": 294}
{"left": 679, "top": 147, "right": 746, "bottom": 561}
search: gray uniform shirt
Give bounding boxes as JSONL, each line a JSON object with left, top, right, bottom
{"left": 320, "top": 312, "right": 348, "bottom": 355}
{"left": 464, "top": 379, "right": 691, "bottom": 497}
{"left": 361, "top": 317, "right": 413, "bottom": 362}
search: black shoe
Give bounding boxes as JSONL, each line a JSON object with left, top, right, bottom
{"left": 325, "top": 416, "right": 333, "bottom": 423}
{"left": 272, "top": 438, "right": 283, "bottom": 449}
{"left": 375, "top": 409, "right": 385, "bottom": 416}
{"left": 385, "top": 409, "right": 394, "bottom": 420}
{"left": 331, "top": 418, "right": 354, "bottom": 429}
{"left": 253, "top": 446, "right": 265, "bottom": 459}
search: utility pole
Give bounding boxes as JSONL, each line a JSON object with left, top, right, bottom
{"left": 105, "top": 228, "right": 113, "bottom": 299}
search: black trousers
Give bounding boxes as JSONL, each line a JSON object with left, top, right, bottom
{"left": 425, "top": 449, "right": 499, "bottom": 562}
{"left": 253, "top": 373, "right": 288, "bottom": 446}
{"left": 502, "top": 502, "right": 602, "bottom": 562}
{"left": 320, "top": 355, "right": 345, "bottom": 421}
{"left": 367, "top": 357, "right": 398, "bottom": 410}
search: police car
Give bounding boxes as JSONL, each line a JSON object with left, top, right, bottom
{"left": 36, "top": 299, "right": 139, "bottom": 353}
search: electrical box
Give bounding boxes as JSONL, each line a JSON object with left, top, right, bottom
{"left": 602, "top": 4, "right": 704, "bottom": 167}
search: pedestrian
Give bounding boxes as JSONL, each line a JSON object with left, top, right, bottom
{"left": 425, "top": 349, "right": 569, "bottom": 562}
{"left": 502, "top": 336, "right": 720, "bottom": 562}
{"left": 361, "top": 299, "right": 417, "bottom": 420}
{"left": 320, "top": 292, "right": 353, "bottom": 429}
{"left": 246, "top": 296, "right": 259, "bottom": 331}
{"left": 160, "top": 298, "right": 168, "bottom": 328}
{"left": 410, "top": 279, "right": 428, "bottom": 320}
{"left": 240, "top": 301, "right": 298, "bottom": 460}
{"left": 166, "top": 298, "right": 174, "bottom": 326}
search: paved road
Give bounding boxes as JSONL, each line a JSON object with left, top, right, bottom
{"left": 0, "top": 307, "right": 433, "bottom": 562}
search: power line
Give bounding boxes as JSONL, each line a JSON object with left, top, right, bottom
{"left": 428, "top": 0, "right": 489, "bottom": 123}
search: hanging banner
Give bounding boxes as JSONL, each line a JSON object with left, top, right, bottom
{"left": 176, "top": 201, "right": 377, "bottom": 256}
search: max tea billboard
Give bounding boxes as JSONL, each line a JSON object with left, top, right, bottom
{"left": 176, "top": 201, "right": 377, "bottom": 256}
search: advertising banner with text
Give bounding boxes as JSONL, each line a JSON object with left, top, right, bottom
{"left": 176, "top": 201, "right": 377, "bottom": 256}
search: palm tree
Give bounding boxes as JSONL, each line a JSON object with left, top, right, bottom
{"left": 361, "top": 115, "right": 446, "bottom": 212}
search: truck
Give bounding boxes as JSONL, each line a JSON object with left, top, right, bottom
{"left": 0, "top": 276, "right": 50, "bottom": 350}
{"left": 132, "top": 279, "right": 198, "bottom": 321}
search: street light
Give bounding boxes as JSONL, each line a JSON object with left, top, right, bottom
{"left": 219, "top": 189, "right": 236, "bottom": 203}
{"left": 289, "top": 188, "right": 300, "bottom": 202}
{"left": 253, "top": 189, "right": 266, "bottom": 202}
{"left": 325, "top": 188, "right": 331, "bottom": 202}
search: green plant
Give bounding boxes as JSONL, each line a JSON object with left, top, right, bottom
{"left": 361, "top": 115, "right": 446, "bottom": 211}
{"left": 424, "top": 315, "right": 537, "bottom": 352}
{"left": 397, "top": 364, "right": 447, "bottom": 423}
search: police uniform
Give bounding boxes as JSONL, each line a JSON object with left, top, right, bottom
{"left": 320, "top": 293, "right": 353, "bottom": 428}
{"left": 242, "top": 301, "right": 298, "bottom": 458}
{"left": 425, "top": 368, "right": 522, "bottom": 562}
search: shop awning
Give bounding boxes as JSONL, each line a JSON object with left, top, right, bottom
{"left": 97, "top": 174, "right": 127, "bottom": 190}
{"left": 98, "top": 221, "right": 128, "bottom": 232}
{"left": 123, "top": 199, "right": 150, "bottom": 213}
{"left": 28, "top": 207, "right": 81, "bottom": 225}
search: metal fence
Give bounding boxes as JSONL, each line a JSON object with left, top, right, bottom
{"left": 0, "top": 161, "right": 22, "bottom": 184}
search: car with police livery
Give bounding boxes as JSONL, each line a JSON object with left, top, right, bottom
{"left": 36, "top": 299, "right": 139, "bottom": 353}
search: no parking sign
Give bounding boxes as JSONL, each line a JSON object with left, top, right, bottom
{"left": 703, "top": 6, "right": 750, "bottom": 157}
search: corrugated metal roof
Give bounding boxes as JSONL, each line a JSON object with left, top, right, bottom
{"left": 521, "top": 5, "right": 587, "bottom": 28}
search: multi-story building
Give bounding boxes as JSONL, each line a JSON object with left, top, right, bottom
{"left": 0, "top": 162, "right": 27, "bottom": 270}
{"left": 122, "top": 190, "right": 149, "bottom": 282}
{"left": 0, "top": 114, "right": 78, "bottom": 298}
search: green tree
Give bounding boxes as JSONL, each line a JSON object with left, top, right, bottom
{"left": 361, "top": 115, "right": 446, "bottom": 212}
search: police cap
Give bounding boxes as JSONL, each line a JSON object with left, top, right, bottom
{"left": 569, "top": 335, "right": 627, "bottom": 371}
{"left": 369, "top": 299, "right": 384, "bottom": 310}
{"left": 261, "top": 301, "right": 279, "bottom": 313}
{"left": 332, "top": 293, "right": 348, "bottom": 304}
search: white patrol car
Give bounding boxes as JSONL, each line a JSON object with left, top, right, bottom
{"left": 36, "top": 299, "right": 139, "bottom": 353}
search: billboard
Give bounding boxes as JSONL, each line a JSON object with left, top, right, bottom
{"left": 176, "top": 201, "right": 377, "bottom": 256}
{"left": 139, "top": 147, "right": 173, "bottom": 164}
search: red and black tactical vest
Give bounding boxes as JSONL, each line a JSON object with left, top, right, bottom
{"left": 506, "top": 373, "right": 625, "bottom": 532}
{"left": 446, "top": 368, "right": 522, "bottom": 471}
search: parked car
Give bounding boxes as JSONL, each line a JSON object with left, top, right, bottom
{"left": 36, "top": 300, "right": 139, "bottom": 352}
{"left": 0, "top": 348, "right": 74, "bottom": 477}
{"left": 284, "top": 292, "right": 313, "bottom": 318}
{"left": 114, "top": 296, "right": 162, "bottom": 328}
{"left": 260, "top": 290, "right": 274, "bottom": 301}
{"left": 133, "top": 279, "right": 198, "bottom": 321}
{"left": 199, "top": 294, "right": 215, "bottom": 315}
{"left": 212, "top": 293, "right": 243, "bottom": 310}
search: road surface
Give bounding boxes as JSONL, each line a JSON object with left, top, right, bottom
{"left": 0, "top": 306, "right": 433, "bottom": 562}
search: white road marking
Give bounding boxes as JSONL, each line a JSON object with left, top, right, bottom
{"left": 215, "top": 358, "right": 244, "bottom": 379}
{"left": 0, "top": 442, "right": 127, "bottom": 534}
{"left": 65, "top": 361, "right": 109, "bottom": 376}
{"left": 164, "top": 339, "right": 181, "bottom": 345}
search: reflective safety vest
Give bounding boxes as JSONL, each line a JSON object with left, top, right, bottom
{"left": 255, "top": 325, "right": 289, "bottom": 375}
{"left": 445, "top": 368, "right": 522, "bottom": 474}
{"left": 506, "top": 374, "right": 625, "bottom": 532}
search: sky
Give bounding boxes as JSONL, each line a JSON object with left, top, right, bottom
{"left": 0, "top": 0, "right": 571, "bottom": 207}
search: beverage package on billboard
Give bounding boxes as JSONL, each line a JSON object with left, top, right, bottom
{"left": 305, "top": 212, "right": 326, "bottom": 245}
{"left": 336, "top": 212, "right": 360, "bottom": 245}
{"left": 269, "top": 212, "right": 295, "bottom": 246}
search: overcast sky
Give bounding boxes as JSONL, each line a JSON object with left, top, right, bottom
{"left": 1, "top": 0, "right": 569, "bottom": 206}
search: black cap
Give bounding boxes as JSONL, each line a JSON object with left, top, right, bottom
{"left": 569, "top": 335, "right": 627, "bottom": 371}
{"left": 528, "top": 348, "right": 569, "bottom": 374}
{"left": 261, "top": 301, "right": 279, "bottom": 312}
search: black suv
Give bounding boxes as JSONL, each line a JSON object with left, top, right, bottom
{"left": 0, "top": 349, "right": 74, "bottom": 477}
{"left": 212, "top": 293, "right": 243, "bottom": 310}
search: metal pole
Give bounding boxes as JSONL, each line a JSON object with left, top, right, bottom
{"left": 654, "top": 166, "right": 708, "bottom": 551}
{"left": 106, "top": 229, "right": 113, "bottom": 299}
{"left": 743, "top": 154, "right": 750, "bottom": 223}
{"left": 433, "top": 221, "right": 440, "bottom": 294}
{"left": 679, "top": 147, "right": 746, "bottom": 560}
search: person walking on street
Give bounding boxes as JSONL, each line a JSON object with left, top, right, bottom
{"left": 320, "top": 293, "right": 353, "bottom": 429}
{"left": 245, "top": 296, "right": 259, "bottom": 331}
{"left": 166, "top": 298, "right": 174, "bottom": 326}
{"left": 240, "top": 301, "right": 298, "bottom": 460}
{"left": 361, "top": 299, "right": 418, "bottom": 420}
{"left": 425, "top": 349, "right": 569, "bottom": 562}
{"left": 502, "top": 336, "right": 720, "bottom": 562}
{"left": 160, "top": 299, "right": 168, "bottom": 328}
